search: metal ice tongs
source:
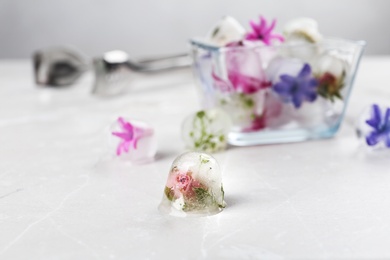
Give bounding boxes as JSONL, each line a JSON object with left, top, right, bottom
{"left": 33, "top": 47, "right": 192, "bottom": 96}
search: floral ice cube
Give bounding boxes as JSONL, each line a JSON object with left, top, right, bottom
{"left": 159, "top": 152, "right": 226, "bottom": 217}
{"left": 357, "top": 104, "right": 390, "bottom": 149}
{"left": 313, "top": 53, "right": 349, "bottom": 101}
{"left": 211, "top": 43, "right": 270, "bottom": 132}
{"left": 282, "top": 17, "right": 323, "bottom": 60}
{"left": 266, "top": 57, "right": 319, "bottom": 109}
{"left": 218, "top": 91, "right": 266, "bottom": 132}
{"left": 245, "top": 16, "right": 284, "bottom": 46}
{"left": 110, "top": 117, "right": 157, "bottom": 163}
{"left": 266, "top": 57, "right": 305, "bottom": 84}
{"left": 283, "top": 17, "right": 323, "bottom": 43}
{"left": 272, "top": 62, "right": 318, "bottom": 109}
{"left": 182, "top": 109, "right": 231, "bottom": 153}
{"left": 206, "top": 16, "right": 246, "bottom": 46}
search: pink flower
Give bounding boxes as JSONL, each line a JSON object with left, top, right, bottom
{"left": 241, "top": 91, "right": 284, "bottom": 132}
{"left": 212, "top": 41, "right": 270, "bottom": 94}
{"left": 111, "top": 117, "right": 153, "bottom": 156}
{"left": 245, "top": 16, "right": 284, "bottom": 45}
{"left": 176, "top": 172, "right": 192, "bottom": 192}
{"left": 243, "top": 114, "right": 266, "bottom": 132}
{"left": 211, "top": 70, "right": 233, "bottom": 92}
{"left": 227, "top": 69, "right": 271, "bottom": 94}
{"left": 166, "top": 170, "right": 203, "bottom": 199}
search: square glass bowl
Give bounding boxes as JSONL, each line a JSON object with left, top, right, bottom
{"left": 190, "top": 38, "right": 366, "bottom": 146}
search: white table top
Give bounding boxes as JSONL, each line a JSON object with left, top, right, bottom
{"left": 1, "top": 57, "right": 390, "bottom": 259}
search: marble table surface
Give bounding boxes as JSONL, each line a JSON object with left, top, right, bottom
{"left": 1, "top": 57, "right": 390, "bottom": 260}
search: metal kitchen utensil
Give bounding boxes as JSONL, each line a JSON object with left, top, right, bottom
{"left": 33, "top": 47, "right": 89, "bottom": 87}
{"left": 92, "top": 50, "right": 191, "bottom": 96}
{"left": 33, "top": 47, "right": 192, "bottom": 95}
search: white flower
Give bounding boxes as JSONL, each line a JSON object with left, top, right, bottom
{"left": 283, "top": 17, "right": 323, "bottom": 43}
{"left": 206, "top": 16, "right": 246, "bottom": 46}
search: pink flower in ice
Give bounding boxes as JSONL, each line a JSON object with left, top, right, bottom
{"left": 245, "top": 16, "right": 284, "bottom": 45}
{"left": 211, "top": 41, "right": 270, "bottom": 94}
{"left": 211, "top": 70, "right": 233, "bottom": 93}
{"left": 243, "top": 114, "right": 266, "bottom": 132}
{"left": 166, "top": 169, "right": 204, "bottom": 199}
{"left": 111, "top": 117, "right": 153, "bottom": 156}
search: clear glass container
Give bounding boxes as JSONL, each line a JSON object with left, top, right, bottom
{"left": 190, "top": 38, "right": 366, "bottom": 146}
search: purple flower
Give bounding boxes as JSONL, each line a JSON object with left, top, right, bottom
{"left": 112, "top": 117, "right": 152, "bottom": 156}
{"left": 245, "top": 16, "right": 284, "bottom": 45}
{"left": 365, "top": 104, "right": 390, "bottom": 147}
{"left": 273, "top": 63, "right": 318, "bottom": 108}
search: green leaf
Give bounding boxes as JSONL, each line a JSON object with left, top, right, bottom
{"left": 244, "top": 98, "right": 254, "bottom": 108}
{"left": 334, "top": 91, "right": 343, "bottom": 100}
{"left": 200, "top": 155, "right": 210, "bottom": 164}
{"left": 211, "top": 27, "right": 220, "bottom": 37}
{"left": 164, "top": 186, "right": 174, "bottom": 201}
{"left": 219, "top": 185, "right": 226, "bottom": 208}
{"left": 196, "top": 111, "right": 206, "bottom": 118}
{"left": 193, "top": 187, "right": 212, "bottom": 204}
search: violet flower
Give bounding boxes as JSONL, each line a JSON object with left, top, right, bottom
{"left": 365, "top": 104, "right": 390, "bottom": 147}
{"left": 112, "top": 117, "right": 152, "bottom": 156}
{"left": 245, "top": 16, "right": 284, "bottom": 45}
{"left": 273, "top": 63, "right": 318, "bottom": 108}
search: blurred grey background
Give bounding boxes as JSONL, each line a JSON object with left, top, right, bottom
{"left": 1, "top": 0, "right": 389, "bottom": 59}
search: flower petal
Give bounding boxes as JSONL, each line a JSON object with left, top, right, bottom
{"left": 273, "top": 81, "right": 293, "bottom": 94}
{"left": 123, "top": 141, "right": 131, "bottom": 153}
{"left": 229, "top": 73, "right": 266, "bottom": 94}
{"left": 133, "top": 137, "right": 140, "bottom": 149}
{"left": 384, "top": 108, "right": 390, "bottom": 128}
{"left": 259, "top": 16, "right": 267, "bottom": 33}
{"left": 280, "top": 74, "right": 296, "bottom": 84}
{"left": 298, "top": 64, "right": 311, "bottom": 78}
{"left": 117, "top": 117, "right": 126, "bottom": 128}
{"left": 117, "top": 117, "right": 135, "bottom": 133}
{"left": 366, "top": 104, "right": 381, "bottom": 129}
{"left": 270, "top": 34, "right": 285, "bottom": 42}
{"left": 292, "top": 95, "right": 303, "bottom": 108}
{"left": 305, "top": 91, "right": 317, "bottom": 102}
{"left": 212, "top": 69, "right": 233, "bottom": 92}
{"left": 366, "top": 131, "right": 380, "bottom": 146}
{"left": 112, "top": 131, "right": 131, "bottom": 141}
{"left": 365, "top": 119, "right": 379, "bottom": 129}
{"left": 116, "top": 141, "right": 125, "bottom": 156}
{"left": 372, "top": 104, "right": 381, "bottom": 122}
{"left": 249, "top": 20, "right": 260, "bottom": 35}
{"left": 308, "top": 78, "right": 319, "bottom": 88}
{"left": 264, "top": 19, "right": 276, "bottom": 35}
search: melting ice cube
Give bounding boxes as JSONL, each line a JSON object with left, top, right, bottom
{"left": 356, "top": 104, "right": 390, "bottom": 149}
{"left": 182, "top": 109, "right": 232, "bottom": 153}
{"left": 206, "top": 16, "right": 246, "bottom": 46}
{"left": 159, "top": 152, "right": 226, "bottom": 217}
{"left": 110, "top": 117, "right": 157, "bottom": 163}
